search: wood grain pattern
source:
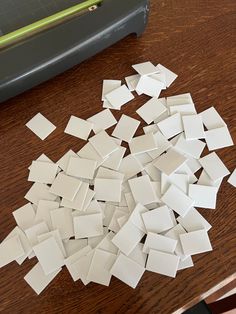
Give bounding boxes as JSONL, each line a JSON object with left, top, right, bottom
{"left": 0, "top": 1, "right": 236, "bottom": 313}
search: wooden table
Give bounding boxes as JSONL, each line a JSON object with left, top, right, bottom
{"left": 0, "top": 1, "right": 235, "bottom": 313}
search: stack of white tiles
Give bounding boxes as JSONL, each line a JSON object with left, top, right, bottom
{"left": 0, "top": 62, "right": 235, "bottom": 294}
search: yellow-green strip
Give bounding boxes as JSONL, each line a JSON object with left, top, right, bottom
{"left": 0, "top": 0, "right": 102, "bottom": 47}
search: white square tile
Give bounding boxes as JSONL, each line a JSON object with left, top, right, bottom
{"left": 156, "top": 64, "right": 178, "bottom": 87}
{"left": 102, "top": 80, "right": 121, "bottom": 101}
{"left": 101, "top": 146, "right": 126, "bottom": 171}
{"left": 89, "top": 130, "right": 118, "bottom": 158}
{"left": 33, "top": 237, "right": 64, "bottom": 275}
{"left": 146, "top": 250, "right": 179, "bottom": 278}
{"left": 56, "top": 149, "right": 78, "bottom": 171}
{"left": 64, "top": 115, "right": 93, "bottom": 140}
{"left": 198, "top": 170, "right": 222, "bottom": 190}
{"left": 129, "top": 133, "right": 157, "bottom": 155}
{"left": 26, "top": 113, "right": 56, "bottom": 140}
{"left": 141, "top": 205, "right": 174, "bottom": 233}
{"left": 132, "top": 61, "right": 159, "bottom": 76}
{"left": 25, "top": 183, "right": 58, "bottom": 205}
{"left": 148, "top": 131, "right": 172, "bottom": 159}
{"left": 154, "top": 148, "right": 187, "bottom": 176}
{"left": 66, "top": 156, "right": 97, "bottom": 180}
{"left": 87, "top": 249, "right": 116, "bottom": 286}
{"left": 28, "top": 161, "right": 58, "bottom": 184}
{"left": 161, "top": 173, "right": 189, "bottom": 194}
{"left": 177, "top": 207, "right": 212, "bottom": 232}
{"left": 112, "top": 114, "right": 140, "bottom": 143}
{"left": 61, "top": 182, "right": 89, "bottom": 210}
{"left": 77, "top": 142, "right": 105, "bottom": 166}
{"left": 143, "top": 232, "right": 177, "bottom": 254}
{"left": 73, "top": 213, "right": 103, "bottom": 239}
{"left": 94, "top": 178, "right": 122, "bottom": 202}
{"left": 128, "top": 175, "right": 157, "bottom": 205}
{"left": 175, "top": 134, "right": 206, "bottom": 159}
{"left": 127, "top": 243, "right": 147, "bottom": 267}
{"left": 50, "top": 207, "right": 74, "bottom": 239}
{"left": 96, "top": 166, "right": 124, "bottom": 180}
{"left": 0, "top": 235, "right": 25, "bottom": 267}
{"left": 205, "top": 126, "right": 233, "bottom": 151}
{"left": 87, "top": 109, "right": 117, "bottom": 134}
{"left": 182, "top": 115, "right": 205, "bottom": 140}
{"left": 228, "top": 168, "right": 236, "bottom": 187}
{"left": 37, "top": 230, "right": 66, "bottom": 257}
{"left": 13, "top": 203, "right": 35, "bottom": 230}
{"left": 157, "top": 113, "right": 183, "bottom": 139}
{"left": 199, "top": 106, "right": 226, "bottom": 130}
{"left": 119, "top": 154, "right": 144, "bottom": 180}
{"left": 199, "top": 152, "right": 230, "bottom": 182}
{"left": 105, "top": 85, "right": 134, "bottom": 109}
{"left": 161, "top": 185, "right": 194, "bottom": 217}
{"left": 110, "top": 253, "right": 145, "bottom": 288}
{"left": 136, "top": 76, "right": 164, "bottom": 97}
{"left": 136, "top": 97, "right": 167, "bottom": 124}
{"left": 49, "top": 172, "right": 82, "bottom": 201}
{"left": 112, "top": 220, "right": 145, "bottom": 255}
{"left": 180, "top": 230, "right": 212, "bottom": 255}
{"left": 24, "top": 262, "right": 61, "bottom": 295}
{"left": 188, "top": 184, "right": 217, "bottom": 209}
{"left": 35, "top": 200, "right": 59, "bottom": 229}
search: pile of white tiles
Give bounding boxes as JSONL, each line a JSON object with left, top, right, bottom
{"left": 0, "top": 62, "right": 235, "bottom": 294}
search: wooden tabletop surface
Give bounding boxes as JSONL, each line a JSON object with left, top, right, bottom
{"left": 0, "top": 1, "right": 235, "bottom": 313}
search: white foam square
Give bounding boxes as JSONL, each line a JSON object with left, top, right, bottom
{"left": 94, "top": 178, "right": 122, "bottom": 202}
{"left": 154, "top": 148, "right": 187, "bottom": 176}
{"left": 177, "top": 207, "right": 212, "bottom": 232}
{"left": 136, "top": 97, "right": 167, "bottom": 124}
{"left": 61, "top": 182, "right": 89, "bottom": 210}
{"left": 188, "top": 184, "right": 217, "bottom": 209}
{"left": 205, "top": 126, "right": 233, "bottom": 150}
{"left": 146, "top": 250, "right": 180, "bottom": 278}
{"left": 102, "top": 80, "right": 121, "bottom": 101}
{"left": 105, "top": 85, "right": 134, "bottom": 109}
{"left": 128, "top": 175, "right": 157, "bottom": 205}
{"left": 28, "top": 161, "right": 58, "bottom": 184}
{"left": 101, "top": 146, "right": 126, "bottom": 171}
{"left": 25, "top": 182, "right": 58, "bottom": 205}
{"left": 180, "top": 230, "right": 212, "bottom": 255}
{"left": 182, "top": 114, "right": 205, "bottom": 140}
{"left": 87, "top": 109, "right": 117, "bottom": 134}
{"left": 132, "top": 61, "right": 159, "bottom": 76}
{"left": 199, "top": 106, "right": 226, "bottom": 130}
{"left": 141, "top": 205, "right": 174, "bottom": 233}
{"left": 33, "top": 237, "right": 64, "bottom": 275}
{"left": 49, "top": 172, "right": 82, "bottom": 201}
{"left": 136, "top": 76, "right": 164, "bottom": 97}
{"left": 112, "top": 114, "right": 140, "bottom": 143}
{"left": 13, "top": 203, "right": 35, "bottom": 230}
{"left": 119, "top": 154, "right": 144, "bottom": 180}
{"left": 73, "top": 213, "right": 103, "bottom": 239}
{"left": 110, "top": 253, "right": 145, "bottom": 288}
{"left": 89, "top": 130, "right": 118, "bottom": 158}
{"left": 129, "top": 133, "right": 156, "bottom": 155}
{"left": 50, "top": 207, "right": 74, "bottom": 239}
{"left": 64, "top": 115, "right": 93, "bottom": 140}
{"left": 161, "top": 185, "right": 194, "bottom": 217}
{"left": 143, "top": 232, "right": 177, "bottom": 254}
{"left": 66, "top": 156, "right": 97, "bottom": 180}
{"left": 35, "top": 200, "right": 59, "bottom": 229}
{"left": 24, "top": 262, "right": 61, "bottom": 295}
{"left": 175, "top": 134, "right": 206, "bottom": 159}
{"left": 26, "top": 113, "right": 56, "bottom": 140}
{"left": 199, "top": 152, "right": 230, "bottom": 182}
{"left": 157, "top": 113, "right": 183, "bottom": 139}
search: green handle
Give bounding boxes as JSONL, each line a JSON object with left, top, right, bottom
{"left": 0, "top": 0, "right": 102, "bottom": 47}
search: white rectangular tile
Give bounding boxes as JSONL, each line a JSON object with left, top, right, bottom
{"left": 205, "top": 126, "right": 233, "bottom": 151}
{"left": 198, "top": 170, "right": 222, "bottom": 190}
{"left": 110, "top": 253, "right": 145, "bottom": 288}
{"left": 105, "top": 85, "right": 134, "bottom": 109}
{"left": 161, "top": 173, "right": 189, "bottom": 194}
{"left": 175, "top": 134, "right": 206, "bottom": 159}
{"left": 28, "top": 161, "right": 58, "bottom": 184}
{"left": 141, "top": 205, "right": 174, "bottom": 233}
{"left": 188, "top": 184, "right": 217, "bottom": 209}
{"left": 101, "top": 146, "right": 126, "bottom": 171}
{"left": 73, "top": 213, "right": 103, "bottom": 239}
{"left": 136, "top": 97, "right": 167, "bottom": 124}
{"left": 129, "top": 203, "right": 148, "bottom": 232}
{"left": 13, "top": 203, "right": 35, "bottom": 230}
{"left": 94, "top": 178, "right": 122, "bottom": 202}
{"left": 24, "top": 263, "right": 61, "bottom": 295}
{"left": 161, "top": 185, "right": 194, "bottom": 217}
{"left": 182, "top": 115, "right": 205, "bottom": 140}
{"left": 136, "top": 76, "right": 164, "bottom": 97}
{"left": 87, "top": 109, "right": 117, "bottom": 134}
{"left": 148, "top": 131, "right": 172, "bottom": 159}
{"left": 143, "top": 232, "right": 177, "bottom": 254}
{"left": 128, "top": 175, "right": 157, "bottom": 205}
{"left": 180, "top": 230, "right": 212, "bottom": 255}
{"left": 50, "top": 208, "right": 74, "bottom": 239}
{"left": 119, "top": 154, "right": 144, "bottom": 180}
{"left": 199, "top": 152, "right": 230, "bottom": 182}
{"left": 25, "top": 222, "right": 49, "bottom": 247}
{"left": 146, "top": 250, "right": 179, "bottom": 278}
{"left": 169, "top": 104, "right": 196, "bottom": 116}
{"left": 132, "top": 61, "right": 158, "bottom": 76}
{"left": 37, "top": 230, "right": 66, "bottom": 257}
{"left": 61, "top": 182, "right": 89, "bottom": 210}
{"left": 64, "top": 116, "right": 93, "bottom": 140}
{"left": 178, "top": 256, "right": 194, "bottom": 270}
{"left": 35, "top": 200, "right": 59, "bottom": 229}
{"left": 199, "top": 106, "right": 226, "bottom": 130}
{"left": 66, "top": 156, "right": 97, "bottom": 180}
{"left": 129, "top": 133, "right": 157, "bottom": 155}
{"left": 56, "top": 149, "right": 78, "bottom": 171}
{"left": 102, "top": 80, "right": 121, "bottom": 101}
{"left": 26, "top": 113, "right": 56, "bottom": 140}
{"left": 112, "top": 114, "right": 140, "bottom": 143}
{"left": 157, "top": 113, "right": 183, "bottom": 139}
{"left": 154, "top": 148, "right": 187, "bottom": 176}
{"left": 89, "top": 130, "right": 119, "bottom": 158}
{"left": 177, "top": 207, "right": 212, "bottom": 232}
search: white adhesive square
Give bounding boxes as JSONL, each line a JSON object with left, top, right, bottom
{"left": 129, "top": 133, "right": 157, "bottom": 155}
{"left": 142, "top": 205, "right": 174, "bottom": 233}
{"left": 105, "top": 85, "right": 134, "bottom": 109}
{"left": 205, "top": 126, "right": 233, "bottom": 151}
{"left": 26, "top": 113, "right": 56, "bottom": 140}
{"left": 89, "top": 130, "right": 118, "bottom": 158}
{"left": 64, "top": 115, "right": 93, "bottom": 140}
{"left": 180, "top": 230, "right": 212, "bottom": 256}
{"left": 157, "top": 113, "right": 183, "bottom": 139}
{"left": 28, "top": 161, "right": 58, "bottom": 184}
{"left": 188, "top": 184, "right": 217, "bottom": 209}
{"left": 112, "top": 114, "right": 140, "bottom": 143}
{"left": 87, "top": 109, "right": 117, "bottom": 134}
{"left": 102, "top": 80, "right": 121, "bottom": 101}
{"left": 13, "top": 203, "right": 35, "bottom": 230}
{"left": 66, "top": 156, "right": 97, "bottom": 180}
{"left": 128, "top": 175, "right": 157, "bottom": 205}
{"left": 73, "top": 213, "right": 103, "bottom": 239}
{"left": 136, "top": 97, "right": 167, "bottom": 124}
{"left": 136, "top": 76, "right": 164, "bottom": 98}
{"left": 143, "top": 232, "right": 177, "bottom": 254}
{"left": 182, "top": 114, "right": 205, "bottom": 140}
{"left": 94, "top": 178, "right": 122, "bottom": 202}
